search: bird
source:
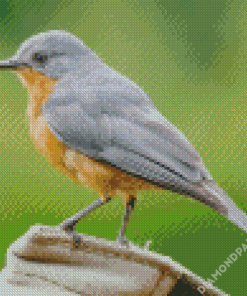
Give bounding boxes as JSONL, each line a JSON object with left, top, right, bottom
{"left": 0, "top": 30, "right": 246, "bottom": 247}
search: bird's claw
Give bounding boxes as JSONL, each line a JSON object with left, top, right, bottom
{"left": 117, "top": 235, "right": 130, "bottom": 247}
{"left": 60, "top": 225, "right": 81, "bottom": 248}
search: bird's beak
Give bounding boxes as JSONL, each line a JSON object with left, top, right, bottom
{"left": 0, "top": 59, "right": 29, "bottom": 70}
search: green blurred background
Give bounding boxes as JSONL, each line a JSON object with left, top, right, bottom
{"left": 0, "top": 0, "right": 247, "bottom": 294}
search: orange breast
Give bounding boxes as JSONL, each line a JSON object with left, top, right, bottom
{"left": 16, "top": 68, "right": 161, "bottom": 203}
{"left": 17, "top": 68, "right": 79, "bottom": 184}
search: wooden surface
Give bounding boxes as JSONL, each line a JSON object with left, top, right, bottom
{"left": 0, "top": 224, "right": 228, "bottom": 295}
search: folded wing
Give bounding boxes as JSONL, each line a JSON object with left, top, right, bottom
{"left": 42, "top": 70, "right": 212, "bottom": 194}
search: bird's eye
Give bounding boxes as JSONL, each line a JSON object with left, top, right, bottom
{"left": 33, "top": 53, "right": 47, "bottom": 63}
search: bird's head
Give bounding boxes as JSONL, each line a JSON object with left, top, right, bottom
{"left": 0, "top": 30, "right": 94, "bottom": 80}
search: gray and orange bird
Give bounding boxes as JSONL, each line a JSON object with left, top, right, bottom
{"left": 1, "top": 30, "right": 247, "bottom": 247}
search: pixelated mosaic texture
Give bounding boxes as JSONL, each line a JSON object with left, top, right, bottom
{"left": 0, "top": 0, "right": 247, "bottom": 294}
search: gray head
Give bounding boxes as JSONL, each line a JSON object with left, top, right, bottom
{"left": 0, "top": 30, "right": 96, "bottom": 79}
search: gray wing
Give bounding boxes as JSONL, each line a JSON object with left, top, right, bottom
{"left": 42, "top": 71, "right": 212, "bottom": 192}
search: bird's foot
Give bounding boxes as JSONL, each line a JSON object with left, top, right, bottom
{"left": 117, "top": 234, "right": 134, "bottom": 248}
{"left": 60, "top": 224, "right": 81, "bottom": 248}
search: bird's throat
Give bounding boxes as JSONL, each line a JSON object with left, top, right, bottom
{"left": 16, "top": 67, "right": 58, "bottom": 120}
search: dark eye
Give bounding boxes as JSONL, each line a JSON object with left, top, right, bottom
{"left": 33, "top": 53, "right": 47, "bottom": 63}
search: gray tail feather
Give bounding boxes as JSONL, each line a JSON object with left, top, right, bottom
{"left": 180, "top": 180, "right": 247, "bottom": 233}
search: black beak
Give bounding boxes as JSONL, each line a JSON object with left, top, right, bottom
{"left": 0, "top": 60, "right": 29, "bottom": 69}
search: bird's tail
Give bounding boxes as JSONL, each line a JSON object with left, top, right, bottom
{"left": 183, "top": 180, "right": 247, "bottom": 233}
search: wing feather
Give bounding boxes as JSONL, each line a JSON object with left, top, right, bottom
{"left": 43, "top": 71, "right": 212, "bottom": 190}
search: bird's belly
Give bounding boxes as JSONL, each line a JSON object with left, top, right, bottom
{"left": 31, "top": 115, "right": 160, "bottom": 203}
{"left": 65, "top": 148, "right": 161, "bottom": 203}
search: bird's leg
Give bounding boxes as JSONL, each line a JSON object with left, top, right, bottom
{"left": 117, "top": 196, "right": 136, "bottom": 247}
{"left": 60, "top": 196, "right": 111, "bottom": 247}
